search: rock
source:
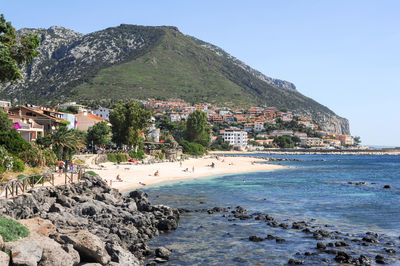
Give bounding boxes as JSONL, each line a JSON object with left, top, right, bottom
{"left": 49, "top": 203, "right": 64, "bottom": 213}
{"left": 0, "top": 251, "right": 10, "bottom": 266}
{"left": 383, "top": 185, "right": 391, "bottom": 189}
{"left": 0, "top": 235, "right": 3, "bottom": 250}
{"left": 6, "top": 237, "right": 43, "bottom": 266}
{"left": 316, "top": 242, "right": 326, "bottom": 250}
{"left": 38, "top": 238, "right": 77, "bottom": 266}
{"left": 362, "top": 236, "right": 378, "bottom": 243}
{"left": 275, "top": 237, "right": 285, "bottom": 243}
{"left": 384, "top": 248, "right": 396, "bottom": 254}
{"left": 18, "top": 217, "right": 56, "bottom": 237}
{"left": 155, "top": 247, "right": 172, "bottom": 260}
{"left": 249, "top": 235, "right": 264, "bottom": 242}
{"left": 279, "top": 223, "right": 289, "bottom": 229}
{"left": 265, "top": 234, "right": 275, "bottom": 240}
{"left": 334, "top": 251, "right": 352, "bottom": 263}
{"left": 57, "top": 230, "right": 111, "bottom": 265}
{"left": 157, "top": 218, "right": 178, "bottom": 232}
{"left": 288, "top": 258, "right": 304, "bottom": 264}
{"left": 154, "top": 257, "right": 168, "bottom": 263}
{"left": 106, "top": 243, "right": 140, "bottom": 266}
{"left": 375, "top": 254, "right": 386, "bottom": 264}
{"left": 62, "top": 244, "right": 80, "bottom": 265}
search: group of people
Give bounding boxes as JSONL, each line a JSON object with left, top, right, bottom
{"left": 57, "top": 160, "right": 74, "bottom": 175}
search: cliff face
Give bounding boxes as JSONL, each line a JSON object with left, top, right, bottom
{"left": 0, "top": 24, "right": 349, "bottom": 134}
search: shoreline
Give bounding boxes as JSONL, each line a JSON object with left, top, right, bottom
{"left": 91, "top": 156, "right": 284, "bottom": 191}
{"left": 209, "top": 150, "right": 400, "bottom": 155}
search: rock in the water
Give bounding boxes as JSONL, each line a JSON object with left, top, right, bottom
{"left": 383, "top": 185, "right": 391, "bottom": 189}
{"left": 155, "top": 247, "right": 172, "bottom": 260}
{"left": 316, "top": 242, "right": 326, "bottom": 250}
{"left": 249, "top": 235, "right": 264, "bottom": 242}
{"left": 288, "top": 258, "right": 304, "bottom": 264}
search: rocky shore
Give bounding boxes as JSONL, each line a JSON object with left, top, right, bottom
{"left": 0, "top": 174, "right": 179, "bottom": 265}
{"left": 178, "top": 206, "right": 400, "bottom": 265}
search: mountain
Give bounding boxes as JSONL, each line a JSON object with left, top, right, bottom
{"left": 0, "top": 24, "right": 349, "bottom": 134}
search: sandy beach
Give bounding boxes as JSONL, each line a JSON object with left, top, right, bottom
{"left": 86, "top": 156, "right": 284, "bottom": 191}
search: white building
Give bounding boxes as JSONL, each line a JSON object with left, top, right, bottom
{"left": 147, "top": 117, "right": 160, "bottom": 142}
{"left": 0, "top": 100, "right": 11, "bottom": 109}
{"left": 270, "top": 130, "right": 293, "bottom": 137}
{"left": 300, "top": 137, "right": 324, "bottom": 147}
{"left": 93, "top": 107, "right": 111, "bottom": 121}
{"left": 223, "top": 129, "right": 248, "bottom": 147}
{"left": 254, "top": 122, "right": 264, "bottom": 132}
{"left": 170, "top": 113, "right": 181, "bottom": 122}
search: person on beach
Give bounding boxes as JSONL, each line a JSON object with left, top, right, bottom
{"left": 211, "top": 162, "right": 215, "bottom": 168}
{"left": 180, "top": 161, "right": 182, "bottom": 167}
{"left": 69, "top": 161, "right": 74, "bottom": 173}
{"left": 154, "top": 170, "right": 159, "bottom": 176}
{"left": 192, "top": 166, "right": 195, "bottom": 173}
{"left": 57, "top": 160, "right": 65, "bottom": 175}
{"left": 116, "top": 174, "right": 123, "bottom": 182}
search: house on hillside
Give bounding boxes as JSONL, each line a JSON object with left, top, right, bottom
{"left": 75, "top": 111, "right": 104, "bottom": 131}
{"left": 8, "top": 113, "right": 44, "bottom": 142}
{"left": 0, "top": 100, "right": 11, "bottom": 109}
{"left": 223, "top": 129, "right": 248, "bottom": 147}
{"left": 8, "top": 105, "right": 61, "bottom": 133}
{"left": 93, "top": 107, "right": 111, "bottom": 121}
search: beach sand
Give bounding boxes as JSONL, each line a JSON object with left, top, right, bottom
{"left": 88, "top": 156, "right": 284, "bottom": 191}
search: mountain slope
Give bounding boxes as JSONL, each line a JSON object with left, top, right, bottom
{"left": 0, "top": 24, "right": 350, "bottom": 134}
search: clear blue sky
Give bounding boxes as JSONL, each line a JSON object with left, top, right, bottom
{"left": 3, "top": 1, "right": 400, "bottom": 146}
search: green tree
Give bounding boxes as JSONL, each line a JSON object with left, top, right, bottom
{"left": 0, "top": 14, "right": 40, "bottom": 82}
{"left": 0, "top": 108, "right": 12, "bottom": 131}
{"left": 185, "top": 110, "right": 210, "bottom": 147}
{"left": 86, "top": 121, "right": 111, "bottom": 147}
{"left": 47, "top": 127, "right": 86, "bottom": 160}
{"left": 0, "top": 130, "right": 29, "bottom": 155}
{"left": 353, "top": 136, "right": 361, "bottom": 146}
{"left": 109, "top": 100, "right": 152, "bottom": 148}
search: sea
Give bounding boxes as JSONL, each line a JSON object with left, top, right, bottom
{"left": 141, "top": 154, "right": 400, "bottom": 265}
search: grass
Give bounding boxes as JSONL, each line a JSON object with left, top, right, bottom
{"left": 0, "top": 217, "right": 29, "bottom": 242}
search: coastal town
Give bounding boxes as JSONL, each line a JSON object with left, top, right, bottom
{"left": 0, "top": 98, "right": 360, "bottom": 151}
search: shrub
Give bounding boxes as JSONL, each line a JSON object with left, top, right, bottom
{"left": 0, "top": 217, "right": 29, "bottom": 242}
{"left": 12, "top": 158, "right": 25, "bottom": 172}
{"left": 154, "top": 152, "right": 164, "bottom": 160}
{"left": 0, "top": 146, "right": 13, "bottom": 174}
{"left": 108, "top": 153, "right": 128, "bottom": 163}
{"left": 0, "top": 130, "right": 29, "bottom": 156}
{"left": 85, "top": 171, "right": 97, "bottom": 176}
{"left": 107, "top": 154, "right": 117, "bottom": 162}
{"left": 180, "top": 140, "right": 206, "bottom": 156}
{"left": 17, "top": 174, "right": 25, "bottom": 179}
{"left": 20, "top": 143, "right": 57, "bottom": 167}
{"left": 115, "top": 153, "right": 128, "bottom": 162}
{"left": 129, "top": 149, "right": 145, "bottom": 159}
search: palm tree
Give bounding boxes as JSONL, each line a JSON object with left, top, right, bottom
{"left": 49, "top": 127, "right": 86, "bottom": 160}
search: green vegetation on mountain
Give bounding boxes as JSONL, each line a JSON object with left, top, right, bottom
{"left": 0, "top": 24, "right": 349, "bottom": 134}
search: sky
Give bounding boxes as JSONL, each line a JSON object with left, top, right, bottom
{"left": 2, "top": 0, "right": 400, "bottom": 146}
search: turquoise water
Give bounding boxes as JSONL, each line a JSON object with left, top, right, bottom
{"left": 143, "top": 155, "right": 400, "bottom": 265}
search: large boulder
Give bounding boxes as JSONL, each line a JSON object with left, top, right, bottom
{"left": 106, "top": 243, "right": 140, "bottom": 266}
{"left": 18, "top": 217, "right": 56, "bottom": 237}
{"left": 6, "top": 236, "right": 77, "bottom": 266}
{"left": 56, "top": 230, "right": 111, "bottom": 265}
{"left": 0, "top": 251, "right": 10, "bottom": 266}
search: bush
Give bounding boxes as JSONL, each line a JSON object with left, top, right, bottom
{"left": 0, "top": 130, "right": 29, "bottom": 156}
{"left": 107, "top": 153, "right": 117, "bottom": 162}
{"left": 0, "top": 216, "right": 29, "bottom": 242}
{"left": 115, "top": 153, "right": 128, "bottom": 162}
{"left": 12, "top": 158, "right": 25, "bottom": 172}
{"left": 107, "top": 153, "right": 128, "bottom": 163}
{"left": 154, "top": 152, "right": 164, "bottom": 160}
{"left": 0, "top": 146, "right": 13, "bottom": 174}
{"left": 180, "top": 140, "right": 206, "bottom": 156}
{"left": 19, "top": 143, "right": 56, "bottom": 167}
{"left": 85, "top": 171, "right": 97, "bottom": 176}
{"left": 129, "top": 149, "right": 145, "bottom": 159}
